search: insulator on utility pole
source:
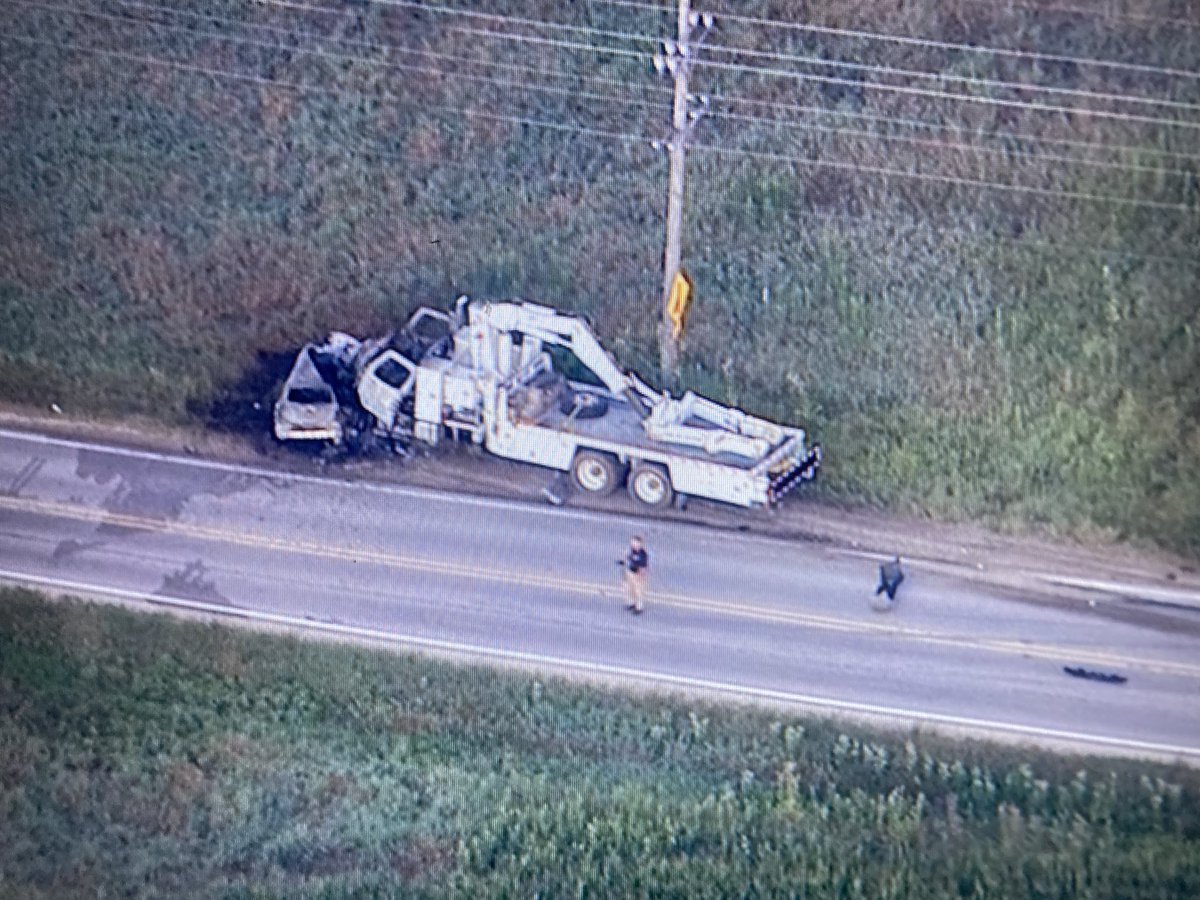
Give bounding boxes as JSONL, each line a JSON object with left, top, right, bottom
{"left": 654, "top": 0, "right": 712, "bottom": 383}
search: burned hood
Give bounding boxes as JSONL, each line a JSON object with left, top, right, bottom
{"left": 275, "top": 345, "right": 339, "bottom": 429}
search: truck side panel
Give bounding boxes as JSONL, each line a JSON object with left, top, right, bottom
{"left": 485, "top": 421, "right": 578, "bottom": 473}
{"left": 484, "top": 419, "right": 768, "bottom": 507}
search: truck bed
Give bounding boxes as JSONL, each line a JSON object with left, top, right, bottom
{"left": 534, "top": 394, "right": 764, "bottom": 470}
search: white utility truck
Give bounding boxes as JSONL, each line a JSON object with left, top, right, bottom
{"left": 274, "top": 296, "right": 821, "bottom": 509}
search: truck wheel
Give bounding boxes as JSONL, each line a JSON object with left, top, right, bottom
{"left": 628, "top": 463, "right": 673, "bottom": 509}
{"left": 572, "top": 450, "right": 622, "bottom": 496}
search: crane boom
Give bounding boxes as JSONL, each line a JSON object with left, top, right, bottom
{"left": 464, "top": 300, "right": 790, "bottom": 460}
{"left": 465, "top": 301, "right": 657, "bottom": 419}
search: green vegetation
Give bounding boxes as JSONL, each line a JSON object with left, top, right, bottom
{"left": 1, "top": 587, "right": 1199, "bottom": 897}
{"left": 2, "top": 1, "right": 1198, "bottom": 552}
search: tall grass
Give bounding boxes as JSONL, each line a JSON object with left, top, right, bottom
{"left": 1, "top": 588, "right": 1198, "bottom": 897}
{"left": 1, "top": 0, "right": 1197, "bottom": 552}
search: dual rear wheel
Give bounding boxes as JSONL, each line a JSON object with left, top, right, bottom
{"left": 627, "top": 463, "right": 673, "bottom": 509}
{"left": 570, "top": 450, "right": 674, "bottom": 509}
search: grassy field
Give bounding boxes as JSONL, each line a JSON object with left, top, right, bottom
{"left": 2, "top": 0, "right": 1198, "bottom": 553}
{"left": 1, "top": 587, "right": 1199, "bottom": 897}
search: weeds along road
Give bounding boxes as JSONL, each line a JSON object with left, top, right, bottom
{"left": 1, "top": 427, "right": 1199, "bottom": 763}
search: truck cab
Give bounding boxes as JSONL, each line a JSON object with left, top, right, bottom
{"left": 357, "top": 350, "right": 417, "bottom": 432}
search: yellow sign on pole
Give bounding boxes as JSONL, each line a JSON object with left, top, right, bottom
{"left": 666, "top": 269, "right": 693, "bottom": 339}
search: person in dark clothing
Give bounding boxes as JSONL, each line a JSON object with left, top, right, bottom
{"left": 622, "top": 535, "right": 649, "bottom": 614}
{"left": 875, "top": 556, "right": 905, "bottom": 602}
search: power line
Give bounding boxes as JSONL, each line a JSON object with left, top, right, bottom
{"left": 355, "top": 0, "right": 1200, "bottom": 112}
{"left": 8, "top": 10, "right": 1198, "bottom": 216}
{"left": 107, "top": 0, "right": 671, "bottom": 103}
{"left": 18, "top": 3, "right": 1200, "bottom": 187}
{"left": 705, "top": 107, "right": 1193, "bottom": 179}
{"left": 335, "top": 0, "right": 661, "bottom": 46}
{"left": 712, "top": 92, "right": 1200, "bottom": 164}
{"left": 4, "top": 35, "right": 1192, "bottom": 268}
{"left": 356, "top": 11, "right": 1200, "bottom": 131}
{"left": 592, "top": 0, "right": 1200, "bottom": 80}
{"left": 697, "top": 37, "right": 1200, "bottom": 113}
{"left": 15, "top": 0, "right": 653, "bottom": 75}
{"left": 58, "top": 0, "right": 1200, "bottom": 143}
{"left": 412, "top": 20, "right": 1200, "bottom": 130}
{"left": 438, "top": 23, "right": 647, "bottom": 62}
{"left": 99, "top": 0, "right": 1198, "bottom": 168}
{"left": 955, "top": 0, "right": 1200, "bottom": 30}
{"left": 268, "top": 5, "right": 1196, "bottom": 335}
{"left": 689, "top": 53, "right": 1200, "bottom": 132}
{"left": 6, "top": 31, "right": 1189, "bottom": 214}
{"left": 0, "top": 33, "right": 659, "bottom": 146}
{"left": 13, "top": 1, "right": 667, "bottom": 121}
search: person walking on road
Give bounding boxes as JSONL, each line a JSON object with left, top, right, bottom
{"left": 621, "top": 535, "right": 649, "bottom": 615}
{"left": 875, "top": 555, "right": 905, "bottom": 605}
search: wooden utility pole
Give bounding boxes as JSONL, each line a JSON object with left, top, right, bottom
{"left": 654, "top": 1, "right": 711, "bottom": 381}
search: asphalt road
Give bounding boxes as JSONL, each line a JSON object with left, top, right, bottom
{"left": 2, "top": 427, "right": 1199, "bottom": 762}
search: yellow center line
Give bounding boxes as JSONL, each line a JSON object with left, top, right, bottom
{"left": 5, "top": 494, "right": 1199, "bottom": 679}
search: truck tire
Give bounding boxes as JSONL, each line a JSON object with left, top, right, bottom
{"left": 571, "top": 449, "right": 622, "bottom": 496}
{"left": 628, "top": 462, "right": 673, "bottom": 509}
{"left": 559, "top": 391, "right": 609, "bottom": 420}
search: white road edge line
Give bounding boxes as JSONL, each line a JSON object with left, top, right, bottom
{"left": 0, "top": 426, "right": 891, "bottom": 559}
{"left": 0, "top": 426, "right": 622, "bottom": 525}
{"left": 1041, "top": 575, "right": 1200, "bottom": 607}
{"left": 3, "top": 566, "right": 1198, "bottom": 761}
{"left": 5, "top": 425, "right": 1186, "bottom": 595}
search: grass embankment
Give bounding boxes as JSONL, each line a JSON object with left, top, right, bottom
{"left": 2, "top": 1, "right": 1198, "bottom": 552}
{"left": 1, "top": 588, "right": 1198, "bottom": 897}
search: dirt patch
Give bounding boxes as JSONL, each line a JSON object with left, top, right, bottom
{"left": 188, "top": 349, "right": 296, "bottom": 437}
